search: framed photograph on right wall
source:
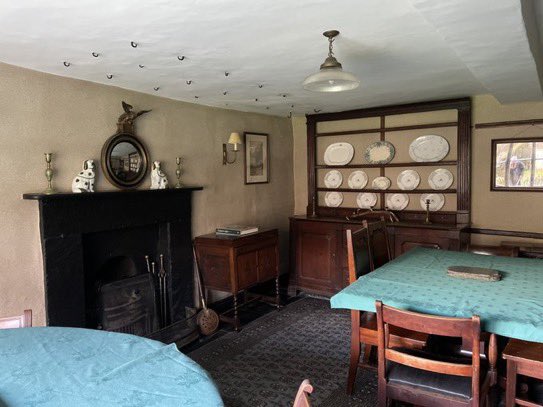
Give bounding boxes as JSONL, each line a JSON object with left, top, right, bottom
{"left": 491, "top": 137, "right": 543, "bottom": 191}
{"left": 244, "top": 132, "right": 269, "bottom": 184}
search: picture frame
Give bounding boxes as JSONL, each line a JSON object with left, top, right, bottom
{"left": 491, "top": 137, "right": 543, "bottom": 191}
{"left": 244, "top": 132, "right": 269, "bottom": 184}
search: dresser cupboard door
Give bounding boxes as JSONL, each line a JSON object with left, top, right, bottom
{"left": 296, "top": 223, "right": 339, "bottom": 293}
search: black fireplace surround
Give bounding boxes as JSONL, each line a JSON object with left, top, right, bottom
{"left": 23, "top": 188, "right": 202, "bottom": 344}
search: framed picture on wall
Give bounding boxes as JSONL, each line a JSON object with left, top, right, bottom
{"left": 244, "top": 132, "right": 269, "bottom": 184}
{"left": 491, "top": 137, "right": 543, "bottom": 191}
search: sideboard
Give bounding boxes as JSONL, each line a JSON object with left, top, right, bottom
{"left": 289, "top": 216, "right": 468, "bottom": 296}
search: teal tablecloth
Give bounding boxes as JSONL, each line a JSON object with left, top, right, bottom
{"left": 0, "top": 327, "right": 223, "bottom": 406}
{"left": 330, "top": 247, "right": 543, "bottom": 342}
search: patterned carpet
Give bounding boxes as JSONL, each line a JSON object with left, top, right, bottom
{"left": 188, "top": 297, "right": 377, "bottom": 406}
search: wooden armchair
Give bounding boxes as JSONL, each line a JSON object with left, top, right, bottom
{"left": 0, "top": 309, "right": 32, "bottom": 329}
{"left": 293, "top": 379, "right": 313, "bottom": 407}
{"left": 346, "top": 222, "right": 426, "bottom": 395}
{"left": 376, "top": 301, "right": 491, "bottom": 407}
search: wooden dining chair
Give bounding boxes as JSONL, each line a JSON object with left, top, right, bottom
{"left": 376, "top": 300, "right": 491, "bottom": 407}
{"left": 0, "top": 309, "right": 32, "bottom": 329}
{"left": 466, "top": 244, "right": 519, "bottom": 257}
{"left": 345, "top": 224, "right": 426, "bottom": 395}
{"left": 293, "top": 379, "right": 313, "bottom": 407}
{"left": 366, "top": 218, "right": 393, "bottom": 268}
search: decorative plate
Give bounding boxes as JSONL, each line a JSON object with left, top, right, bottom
{"left": 347, "top": 170, "right": 368, "bottom": 189}
{"left": 324, "top": 191, "right": 344, "bottom": 207}
{"left": 364, "top": 141, "right": 395, "bottom": 164}
{"left": 428, "top": 168, "right": 454, "bottom": 190}
{"left": 324, "top": 142, "right": 354, "bottom": 166}
{"left": 397, "top": 169, "right": 420, "bottom": 191}
{"left": 420, "top": 193, "right": 445, "bottom": 211}
{"left": 324, "top": 170, "right": 343, "bottom": 188}
{"left": 386, "top": 193, "right": 409, "bottom": 211}
{"left": 372, "top": 176, "right": 391, "bottom": 190}
{"left": 357, "top": 193, "right": 377, "bottom": 209}
{"left": 409, "top": 135, "right": 450, "bottom": 162}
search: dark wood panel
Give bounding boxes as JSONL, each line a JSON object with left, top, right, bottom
{"left": 258, "top": 245, "right": 278, "bottom": 282}
{"left": 474, "top": 118, "right": 543, "bottom": 129}
{"left": 315, "top": 160, "right": 458, "bottom": 169}
{"left": 306, "top": 97, "right": 471, "bottom": 123}
{"left": 237, "top": 251, "right": 258, "bottom": 290}
{"left": 315, "top": 121, "right": 458, "bottom": 137}
{"left": 467, "top": 228, "right": 543, "bottom": 240}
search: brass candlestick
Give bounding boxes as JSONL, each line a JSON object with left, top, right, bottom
{"left": 175, "top": 157, "right": 182, "bottom": 188}
{"left": 424, "top": 199, "right": 431, "bottom": 224}
{"left": 43, "top": 153, "right": 56, "bottom": 194}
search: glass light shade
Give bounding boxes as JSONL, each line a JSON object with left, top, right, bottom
{"left": 228, "top": 132, "right": 242, "bottom": 151}
{"left": 302, "top": 68, "right": 360, "bottom": 92}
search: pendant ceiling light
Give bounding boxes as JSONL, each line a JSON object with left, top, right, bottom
{"left": 303, "top": 30, "right": 359, "bottom": 92}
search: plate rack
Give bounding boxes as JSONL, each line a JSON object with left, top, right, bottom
{"left": 306, "top": 98, "right": 471, "bottom": 225}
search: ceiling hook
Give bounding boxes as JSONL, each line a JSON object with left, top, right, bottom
{"left": 92, "top": 52, "right": 99, "bottom": 58}
{"left": 194, "top": 96, "right": 199, "bottom": 99}
{"left": 138, "top": 64, "right": 145, "bottom": 68}
{"left": 282, "top": 94, "right": 287, "bottom": 98}
{"left": 255, "top": 98, "right": 259, "bottom": 102}
{"left": 63, "top": 61, "right": 71, "bottom": 67}
{"left": 224, "top": 71, "right": 230, "bottom": 77}
{"left": 186, "top": 80, "right": 192, "bottom": 85}
{"left": 106, "top": 74, "right": 113, "bottom": 79}
{"left": 153, "top": 87, "right": 160, "bottom": 91}
{"left": 258, "top": 84, "right": 263, "bottom": 88}
{"left": 314, "top": 109, "right": 321, "bottom": 113}
{"left": 223, "top": 91, "right": 228, "bottom": 95}
{"left": 177, "top": 56, "right": 185, "bottom": 61}
{"left": 131, "top": 41, "right": 138, "bottom": 48}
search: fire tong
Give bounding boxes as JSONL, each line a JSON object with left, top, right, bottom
{"left": 145, "top": 254, "right": 168, "bottom": 328}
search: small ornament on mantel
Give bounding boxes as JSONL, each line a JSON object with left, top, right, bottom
{"left": 175, "top": 157, "right": 182, "bottom": 188}
{"left": 72, "top": 160, "right": 96, "bottom": 193}
{"left": 150, "top": 161, "right": 168, "bottom": 189}
{"left": 43, "top": 153, "right": 56, "bottom": 194}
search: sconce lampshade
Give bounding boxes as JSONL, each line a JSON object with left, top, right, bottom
{"left": 228, "top": 132, "right": 242, "bottom": 151}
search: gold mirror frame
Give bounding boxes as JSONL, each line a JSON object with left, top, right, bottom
{"left": 101, "top": 132, "right": 149, "bottom": 189}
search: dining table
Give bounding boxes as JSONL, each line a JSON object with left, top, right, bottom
{"left": 330, "top": 247, "right": 543, "bottom": 385}
{"left": 0, "top": 326, "right": 224, "bottom": 406}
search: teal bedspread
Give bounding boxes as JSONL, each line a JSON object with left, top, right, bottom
{"left": 330, "top": 247, "right": 543, "bottom": 342}
{"left": 0, "top": 327, "right": 223, "bottom": 406}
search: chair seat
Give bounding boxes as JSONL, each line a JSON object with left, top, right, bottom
{"left": 387, "top": 362, "right": 473, "bottom": 401}
{"left": 360, "top": 312, "right": 427, "bottom": 348}
{"left": 387, "top": 348, "right": 487, "bottom": 401}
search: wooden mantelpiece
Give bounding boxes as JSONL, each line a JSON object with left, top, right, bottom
{"left": 23, "top": 187, "right": 202, "bottom": 345}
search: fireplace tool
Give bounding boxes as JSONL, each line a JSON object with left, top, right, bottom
{"left": 192, "top": 246, "right": 219, "bottom": 335}
{"left": 159, "top": 254, "right": 168, "bottom": 327}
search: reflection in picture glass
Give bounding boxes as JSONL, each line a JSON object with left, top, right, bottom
{"left": 494, "top": 141, "right": 543, "bottom": 188}
{"left": 249, "top": 141, "right": 264, "bottom": 176}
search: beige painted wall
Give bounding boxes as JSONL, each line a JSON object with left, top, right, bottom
{"left": 292, "top": 94, "right": 543, "bottom": 243}
{"left": 0, "top": 62, "right": 293, "bottom": 325}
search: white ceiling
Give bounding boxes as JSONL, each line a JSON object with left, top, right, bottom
{"left": 0, "top": 0, "right": 541, "bottom": 116}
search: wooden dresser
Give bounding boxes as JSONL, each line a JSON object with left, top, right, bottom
{"left": 289, "top": 216, "right": 468, "bottom": 296}
{"left": 290, "top": 98, "right": 472, "bottom": 296}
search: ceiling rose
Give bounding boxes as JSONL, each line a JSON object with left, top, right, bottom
{"left": 303, "top": 30, "right": 359, "bottom": 93}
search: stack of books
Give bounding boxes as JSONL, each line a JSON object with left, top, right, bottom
{"left": 215, "top": 225, "right": 259, "bottom": 236}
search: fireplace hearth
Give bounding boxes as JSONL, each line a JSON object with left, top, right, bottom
{"left": 23, "top": 188, "right": 202, "bottom": 346}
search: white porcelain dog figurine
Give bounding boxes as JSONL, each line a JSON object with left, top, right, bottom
{"left": 150, "top": 161, "right": 168, "bottom": 189}
{"left": 72, "top": 160, "right": 95, "bottom": 193}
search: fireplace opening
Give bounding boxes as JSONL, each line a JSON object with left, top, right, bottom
{"left": 95, "top": 256, "right": 158, "bottom": 336}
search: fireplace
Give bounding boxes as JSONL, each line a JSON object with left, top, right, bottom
{"left": 23, "top": 188, "right": 202, "bottom": 345}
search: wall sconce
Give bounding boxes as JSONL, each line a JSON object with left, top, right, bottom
{"left": 223, "top": 132, "right": 242, "bottom": 165}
